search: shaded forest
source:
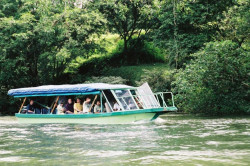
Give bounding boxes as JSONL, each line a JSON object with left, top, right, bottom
{"left": 0, "top": 0, "right": 249, "bottom": 115}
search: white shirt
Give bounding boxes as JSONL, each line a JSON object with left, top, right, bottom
{"left": 128, "top": 103, "right": 137, "bottom": 110}
{"left": 57, "top": 105, "right": 64, "bottom": 114}
{"left": 113, "top": 103, "right": 121, "bottom": 111}
{"left": 94, "top": 105, "right": 102, "bottom": 113}
{"left": 82, "top": 101, "right": 91, "bottom": 113}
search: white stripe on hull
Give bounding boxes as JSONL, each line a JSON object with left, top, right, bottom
{"left": 17, "top": 113, "right": 156, "bottom": 124}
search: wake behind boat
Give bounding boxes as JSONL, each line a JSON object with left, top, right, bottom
{"left": 8, "top": 83, "right": 177, "bottom": 124}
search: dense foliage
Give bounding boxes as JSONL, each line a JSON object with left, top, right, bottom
{"left": 172, "top": 41, "right": 249, "bottom": 115}
{"left": 0, "top": 0, "right": 249, "bottom": 115}
{"left": 95, "top": 0, "right": 159, "bottom": 52}
{"left": 152, "top": 0, "right": 235, "bottom": 68}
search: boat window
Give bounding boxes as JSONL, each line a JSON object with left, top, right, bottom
{"left": 136, "top": 83, "right": 160, "bottom": 108}
{"left": 103, "top": 90, "right": 119, "bottom": 112}
{"left": 113, "top": 90, "right": 138, "bottom": 110}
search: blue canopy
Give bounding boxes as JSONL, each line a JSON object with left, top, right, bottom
{"left": 8, "top": 83, "right": 136, "bottom": 97}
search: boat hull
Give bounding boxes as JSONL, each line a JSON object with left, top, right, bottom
{"left": 16, "top": 113, "right": 157, "bottom": 124}
{"left": 15, "top": 107, "right": 177, "bottom": 124}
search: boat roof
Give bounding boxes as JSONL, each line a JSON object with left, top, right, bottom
{"left": 8, "top": 83, "right": 136, "bottom": 97}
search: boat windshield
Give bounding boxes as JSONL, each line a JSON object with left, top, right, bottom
{"left": 112, "top": 90, "right": 138, "bottom": 110}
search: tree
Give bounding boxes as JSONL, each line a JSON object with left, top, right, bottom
{"left": 0, "top": 0, "right": 106, "bottom": 86}
{"left": 172, "top": 41, "right": 249, "bottom": 115}
{"left": 153, "top": 0, "right": 235, "bottom": 68}
{"left": 96, "top": 0, "right": 159, "bottom": 53}
{"left": 216, "top": 0, "right": 250, "bottom": 47}
{"left": 0, "top": 0, "right": 106, "bottom": 114}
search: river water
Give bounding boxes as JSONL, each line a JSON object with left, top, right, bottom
{"left": 0, "top": 114, "right": 249, "bottom": 166}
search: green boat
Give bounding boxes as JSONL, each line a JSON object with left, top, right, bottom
{"left": 8, "top": 83, "right": 177, "bottom": 124}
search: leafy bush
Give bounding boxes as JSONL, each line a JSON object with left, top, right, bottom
{"left": 112, "top": 37, "right": 165, "bottom": 65}
{"left": 136, "top": 69, "right": 176, "bottom": 92}
{"left": 77, "top": 37, "right": 165, "bottom": 77}
{"left": 172, "top": 41, "right": 249, "bottom": 115}
{"left": 85, "top": 76, "right": 127, "bottom": 84}
{"left": 101, "top": 63, "right": 171, "bottom": 85}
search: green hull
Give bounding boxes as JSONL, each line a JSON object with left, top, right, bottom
{"left": 15, "top": 107, "right": 177, "bottom": 124}
{"left": 17, "top": 113, "right": 157, "bottom": 124}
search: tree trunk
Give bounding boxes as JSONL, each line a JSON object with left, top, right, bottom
{"left": 123, "top": 37, "right": 129, "bottom": 64}
{"left": 124, "top": 37, "right": 128, "bottom": 52}
{"left": 173, "top": 0, "right": 178, "bottom": 69}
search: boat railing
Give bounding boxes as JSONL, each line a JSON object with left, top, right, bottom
{"left": 132, "top": 92, "right": 175, "bottom": 109}
{"left": 154, "top": 92, "right": 175, "bottom": 107}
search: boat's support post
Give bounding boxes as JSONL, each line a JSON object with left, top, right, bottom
{"left": 171, "top": 92, "right": 175, "bottom": 107}
{"left": 18, "top": 97, "right": 27, "bottom": 113}
{"left": 100, "top": 93, "right": 103, "bottom": 113}
{"left": 151, "top": 112, "right": 165, "bottom": 121}
{"left": 102, "top": 91, "right": 114, "bottom": 112}
{"left": 128, "top": 90, "right": 139, "bottom": 109}
{"left": 88, "top": 95, "right": 98, "bottom": 113}
{"left": 51, "top": 96, "right": 59, "bottom": 114}
{"left": 50, "top": 97, "right": 57, "bottom": 108}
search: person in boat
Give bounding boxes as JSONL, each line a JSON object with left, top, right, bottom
{"left": 113, "top": 101, "right": 121, "bottom": 111}
{"left": 65, "top": 98, "right": 74, "bottom": 114}
{"left": 57, "top": 102, "right": 65, "bottom": 114}
{"left": 74, "top": 98, "right": 83, "bottom": 114}
{"left": 26, "top": 99, "right": 35, "bottom": 114}
{"left": 135, "top": 99, "right": 143, "bottom": 109}
{"left": 94, "top": 101, "right": 103, "bottom": 113}
{"left": 128, "top": 99, "right": 137, "bottom": 110}
{"left": 58, "top": 96, "right": 66, "bottom": 106}
{"left": 82, "top": 97, "right": 91, "bottom": 113}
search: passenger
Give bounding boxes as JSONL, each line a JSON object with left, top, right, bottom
{"left": 94, "top": 101, "right": 102, "bottom": 113}
{"left": 57, "top": 102, "right": 65, "bottom": 114}
{"left": 128, "top": 99, "right": 137, "bottom": 109}
{"left": 136, "top": 100, "right": 143, "bottom": 109}
{"left": 82, "top": 97, "right": 91, "bottom": 113}
{"left": 65, "top": 98, "right": 74, "bottom": 114}
{"left": 26, "top": 99, "right": 35, "bottom": 114}
{"left": 113, "top": 101, "right": 121, "bottom": 111}
{"left": 74, "top": 98, "right": 83, "bottom": 114}
{"left": 58, "top": 96, "right": 67, "bottom": 105}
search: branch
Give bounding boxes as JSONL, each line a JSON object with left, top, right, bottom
{"left": 113, "top": 20, "right": 124, "bottom": 38}
{"left": 127, "top": 5, "right": 139, "bottom": 41}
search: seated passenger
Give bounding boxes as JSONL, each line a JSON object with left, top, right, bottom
{"left": 128, "top": 99, "right": 137, "bottom": 109}
{"left": 57, "top": 102, "right": 65, "bottom": 114}
{"left": 136, "top": 100, "right": 143, "bottom": 109}
{"left": 94, "top": 101, "right": 102, "bottom": 113}
{"left": 82, "top": 97, "right": 91, "bottom": 113}
{"left": 65, "top": 98, "right": 74, "bottom": 114}
{"left": 113, "top": 101, "right": 121, "bottom": 111}
{"left": 74, "top": 98, "right": 83, "bottom": 114}
{"left": 26, "top": 99, "right": 35, "bottom": 114}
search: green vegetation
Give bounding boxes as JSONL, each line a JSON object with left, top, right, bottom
{"left": 173, "top": 41, "right": 249, "bottom": 115}
{"left": 101, "top": 64, "right": 172, "bottom": 86}
{"left": 0, "top": 0, "right": 249, "bottom": 115}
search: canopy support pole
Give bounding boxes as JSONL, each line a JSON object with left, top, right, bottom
{"left": 51, "top": 96, "right": 59, "bottom": 114}
{"left": 88, "top": 95, "right": 97, "bottom": 113}
{"left": 102, "top": 91, "right": 113, "bottom": 112}
{"left": 34, "top": 101, "right": 49, "bottom": 109}
{"left": 50, "top": 97, "right": 56, "bottom": 108}
{"left": 18, "top": 97, "right": 27, "bottom": 113}
{"left": 100, "top": 93, "right": 103, "bottom": 113}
